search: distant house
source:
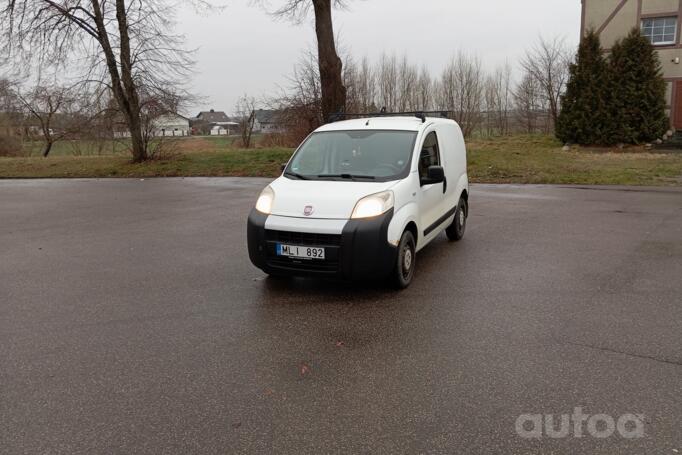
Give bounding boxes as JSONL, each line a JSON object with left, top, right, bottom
{"left": 112, "top": 113, "right": 190, "bottom": 138}
{"left": 192, "top": 109, "right": 239, "bottom": 135}
{"left": 254, "top": 109, "right": 285, "bottom": 133}
{"left": 196, "top": 109, "right": 231, "bottom": 124}
{"left": 152, "top": 113, "right": 190, "bottom": 137}
{"left": 582, "top": 0, "right": 682, "bottom": 128}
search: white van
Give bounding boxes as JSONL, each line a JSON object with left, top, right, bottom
{"left": 247, "top": 114, "right": 469, "bottom": 288}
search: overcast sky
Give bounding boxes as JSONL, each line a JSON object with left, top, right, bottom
{"left": 178, "top": 0, "right": 581, "bottom": 116}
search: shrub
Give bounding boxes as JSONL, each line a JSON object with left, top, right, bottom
{"left": 259, "top": 133, "right": 298, "bottom": 148}
{"left": 0, "top": 135, "right": 22, "bottom": 157}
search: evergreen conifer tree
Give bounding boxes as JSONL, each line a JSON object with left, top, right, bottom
{"left": 609, "top": 28, "right": 668, "bottom": 144}
{"left": 557, "top": 30, "right": 612, "bottom": 145}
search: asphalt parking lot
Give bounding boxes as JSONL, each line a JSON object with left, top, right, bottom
{"left": 1, "top": 178, "right": 681, "bottom": 454}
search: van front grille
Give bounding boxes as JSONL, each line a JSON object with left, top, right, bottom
{"left": 265, "top": 230, "right": 342, "bottom": 246}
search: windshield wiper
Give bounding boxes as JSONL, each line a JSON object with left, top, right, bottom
{"left": 317, "top": 174, "right": 376, "bottom": 180}
{"left": 284, "top": 171, "right": 310, "bottom": 180}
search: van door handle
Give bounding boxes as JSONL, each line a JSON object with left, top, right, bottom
{"left": 443, "top": 177, "right": 447, "bottom": 194}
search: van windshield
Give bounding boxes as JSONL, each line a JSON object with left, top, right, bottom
{"left": 285, "top": 130, "right": 417, "bottom": 182}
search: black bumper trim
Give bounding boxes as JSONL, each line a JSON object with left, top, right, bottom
{"left": 247, "top": 209, "right": 397, "bottom": 280}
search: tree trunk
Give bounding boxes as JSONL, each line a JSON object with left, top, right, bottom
{"left": 312, "top": 0, "right": 346, "bottom": 122}
{"left": 42, "top": 141, "right": 53, "bottom": 157}
{"left": 549, "top": 99, "right": 559, "bottom": 130}
{"left": 125, "top": 109, "right": 146, "bottom": 162}
{"left": 116, "top": 0, "right": 146, "bottom": 163}
{"left": 91, "top": 0, "right": 147, "bottom": 163}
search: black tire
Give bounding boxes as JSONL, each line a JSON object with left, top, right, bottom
{"left": 446, "top": 197, "right": 467, "bottom": 242}
{"left": 392, "top": 230, "right": 416, "bottom": 289}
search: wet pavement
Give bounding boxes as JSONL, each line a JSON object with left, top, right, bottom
{"left": 1, "top": 178, "right": 681, "bottom": 454}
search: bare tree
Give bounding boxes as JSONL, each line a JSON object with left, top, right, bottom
{"left": 138, "top": 90, "right": 184, "bottom": 159}
{"left": 397, "top": 56, "right": 418, "bottom": 112}
{"left": 377, "top": 53, "right": 398, "bottom": 111}
{"left": 484, "top": 63, "right": 513, "bottom": 136}
{"left": 85, "top": 89, "right": 126, "bottom": 155}
{"left": 15, "top": 84, "right": 86, "bottom": 157}
{"left": 0, "top": 78, "right": 16, "bottom": 110}
{"left": 284, "top": 50, "right": 323, "bottom": 122}
{"left": 342, "top": 55, "right": 360, "bottom": 113}
{"left": 520, "top": 36, "right": 571, "bottom": 130}
{"left": 437, "top": 52, "right": 484, "bottom": 138}
{"left": 0, "top": 78, "right": 20, "bottom": 132}
{"left": 415, "top": 65, "right": 434, "bottom": 112}
{"left": 513, "top": 71, "right": 546, "bottom": 134}
{"left": 1, "top": 1, "right": 201, "bottom": 162}
{"left": 262, "top": 0, "right": 347, "bottom": 121}
{"left": 0, "top": 77, "right": 22, "bottom": 155}
{"left": 235, "top": 94, "right": 257, "bottom": 149}
{"left": 357, "top": 56, "right": 376, "bottom": 113}
{"left": 342, "top": 56, "right": 431, "bottom": 113}
{"left": 279, "top": 47, "right": 566, "bottom": 137}
{"left": 271, "top": 49, "right": 323, "bottom": 144}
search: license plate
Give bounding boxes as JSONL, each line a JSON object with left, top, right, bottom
{"left": 276, "top": 244, "right": 325, "bottom": 260}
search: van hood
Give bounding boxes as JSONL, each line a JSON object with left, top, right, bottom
{"left": 268, "top": 177, "right": 396, "bottom": 220}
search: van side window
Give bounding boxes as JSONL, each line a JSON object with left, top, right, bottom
{"left": 418, "top": 132, "right": 440, "bottom": 180}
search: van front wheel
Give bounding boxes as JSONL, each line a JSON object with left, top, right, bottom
{"left": 446, "top": 198, "right": 467, "bottom": 242}
{"left": 392, "top": 230, "right": 416, "bottom": 289}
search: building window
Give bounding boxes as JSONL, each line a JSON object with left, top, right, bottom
{"left": 641, "top": 16, "right": 677, "bottom": 45}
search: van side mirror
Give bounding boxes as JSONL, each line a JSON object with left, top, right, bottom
{"left": 422, "top": 165, "right": 445, "bottom": 185}
{"left": 281, "top": 163, "right": 287, "bottom": 172}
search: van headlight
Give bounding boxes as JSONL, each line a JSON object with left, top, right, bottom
{"left": 255, "top": 186, "right": 275, "bottom": 214}
{"left": 351, "top": 191, "right": 394, "bottom": 219}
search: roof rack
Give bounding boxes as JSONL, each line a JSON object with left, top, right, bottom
{"left": 328, "top": 109, "right": 451, "bottom": 123}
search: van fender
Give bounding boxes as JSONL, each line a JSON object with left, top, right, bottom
{"left": 387, "top": 201, "right": 420, "bottom": 247}
{"left": 454, "top": 173, "right": 469, "bottom": 203}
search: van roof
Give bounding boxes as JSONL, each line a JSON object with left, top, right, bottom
{"left": 316, "top": 116, "right": 457, "bottom": 132}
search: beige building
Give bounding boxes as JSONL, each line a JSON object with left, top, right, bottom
{"left": 582, "top": 0, "right": 682, "bottom": 128}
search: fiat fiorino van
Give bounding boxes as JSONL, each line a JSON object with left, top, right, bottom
{"left": 247, "top": 114, "right": 469, "bottom": 288}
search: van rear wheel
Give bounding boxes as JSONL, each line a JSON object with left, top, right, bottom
{"left": 446, "top": 198, "right": 467, "bottom": 242}
{"left": 392, "top": 230, "right": 416, "bottom": 289}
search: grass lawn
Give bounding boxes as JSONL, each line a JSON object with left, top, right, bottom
{"left": 2, "top": 135, "right": 682, "bottom": 185}
{"left": 0, "top": 148, "right": 292, "bottom": 178}
{"left": 468, "top": 135, "right": 682, "bottom": 185}
{"left": 21, "top": 139, "right": 132, "bottom": 157}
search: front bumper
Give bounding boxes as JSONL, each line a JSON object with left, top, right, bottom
{"left": 247, "top": 209, "right": 397, "bottom": 280}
